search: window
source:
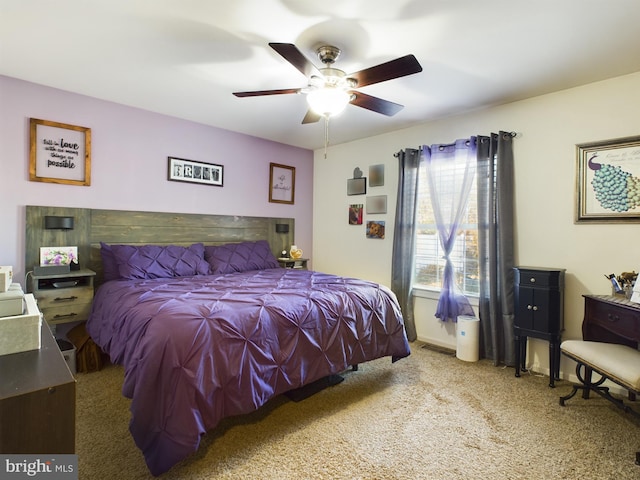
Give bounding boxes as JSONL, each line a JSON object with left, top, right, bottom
{"left": 413, "top": 160, "right": 479, "bottom": 296}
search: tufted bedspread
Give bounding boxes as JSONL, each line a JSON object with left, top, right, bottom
{"left": 87, "top": 268, "right": 410, "bottom": 475}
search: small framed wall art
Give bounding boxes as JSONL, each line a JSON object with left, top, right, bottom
{"left": 369, "top": 164, "right": 385, "bottom": 187}
{"left": 366, "top": 220, "right": 385, "bottom": 239}
{"left": 349, "top": 204, "right": 363, "bottom": 225}
{"left": 366, "top": 195, "right": 387, "bottom": 214}
{"left": 269, "top": 163, "right": 295, "bottom": 204}
{"left": 29, "top": 118, "right": 91, "bottom": 186}
{"left": 347, "top": 178, "right": 366, "bottom": 195}
{"left": 168, "top": 157, "right": 223, "bottom": 186}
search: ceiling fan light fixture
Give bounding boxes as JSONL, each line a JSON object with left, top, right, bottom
{"left": 306, "top": 87, "right": 351, "bottom": 117}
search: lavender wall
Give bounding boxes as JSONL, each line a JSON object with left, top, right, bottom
{"left": 0, "top": 76, "right": 314, "bottom": 284}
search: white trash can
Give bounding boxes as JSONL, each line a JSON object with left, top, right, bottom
{"left": 456, "top": 315, "right": 480, "bottom": 362}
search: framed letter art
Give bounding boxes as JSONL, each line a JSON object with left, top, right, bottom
{"left": 29, "top": 118, "right": 91, "bottom": 186}
{"left": 269, "top": 163, "right": 295, "bottom": 204}
{"left": 168, "top": 157, "right": 224, "bottom": 186}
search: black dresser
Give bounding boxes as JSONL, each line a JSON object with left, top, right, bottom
{"left": 513, "top": 267, "right": 565, "bottom": 387}
{"left": 0, "top": 322, "right": 76, "bottom": 453}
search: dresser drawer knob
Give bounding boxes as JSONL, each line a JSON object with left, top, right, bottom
{"left": 530, "top": 278, "right": 536, "bottom": 283}
{"left": 606, "top": 314, "right": 619, "bottom": 322}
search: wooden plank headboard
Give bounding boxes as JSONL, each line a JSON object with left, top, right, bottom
{"left": 26, "top": 206, "right": 294, "bottom": 286}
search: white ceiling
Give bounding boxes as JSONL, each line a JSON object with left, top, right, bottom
{"left": 2, "top": 0, "right": 640, "bottom": 151}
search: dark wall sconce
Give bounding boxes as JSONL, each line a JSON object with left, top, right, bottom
{"left": 44, "top": 216, "right": 75, "bottom": 230}
{"left": 275, "top": 223, "right": 290, "bottom": 258}
{"left": 275, "top": 224, "right": 290, "bottom": 234}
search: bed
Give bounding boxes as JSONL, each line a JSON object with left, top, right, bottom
{"left": 85, "top": 239, "right": 411, "bottom": 475}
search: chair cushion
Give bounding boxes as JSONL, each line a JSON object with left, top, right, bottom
{"left": 561, "top": 340, "right": 640, "bottom": 392}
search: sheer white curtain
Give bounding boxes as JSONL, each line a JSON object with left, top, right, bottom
{"left": 421, "top": 138, "right": 477, "bottom": 322}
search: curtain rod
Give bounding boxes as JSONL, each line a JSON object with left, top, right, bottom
{"left": 394, "top": 131, "right": 519, "bottom": 157}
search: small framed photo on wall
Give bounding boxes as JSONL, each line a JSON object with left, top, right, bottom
{"left": 366, "top": 195, "right": 387, "bottom": 214}
{"left": 347, "top": 178, "right": 366, "bottom": 195}
{"left": 369, "top": 164, "right": 384, "bottom": 187}
{"left": 349, "top": 204, "right": 363, "bottom": 225}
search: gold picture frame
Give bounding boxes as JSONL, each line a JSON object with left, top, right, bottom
{"left": 269, "top": 163, "right": 295, "bottom": 204}
{"left": 29, "top": 118, "right": 91, "bottom": 186}
{"left": 576, "top": 135, "right": 640, "bottom": 223}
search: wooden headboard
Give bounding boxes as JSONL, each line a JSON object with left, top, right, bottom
{"left": 26, "top": 206, "right": 294, "bottom": 286}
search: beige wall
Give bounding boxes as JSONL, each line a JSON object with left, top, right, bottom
{"left": 312, "top": 71, "right": 640, "bottom": 378}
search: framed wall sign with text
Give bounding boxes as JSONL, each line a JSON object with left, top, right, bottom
{"left": 29, "top": 118, "right": 91, "bottom": 186}
{"left": 269, "top": 163, "right": 295, "bottom": 204}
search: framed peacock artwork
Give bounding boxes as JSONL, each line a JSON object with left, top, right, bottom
{"left": 575, "top": 135, "right": 640, "bottom": 223}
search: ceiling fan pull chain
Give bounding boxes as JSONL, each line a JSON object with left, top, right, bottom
{"left": 324, "top": 116, "right": 330, "bottom": 159}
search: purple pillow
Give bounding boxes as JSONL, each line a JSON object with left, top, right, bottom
{"left": 205, "top": 240, "right": 279, "bottom": 274}
{"left": 109, "top": 243, "right": 210, "bottom": 280}
{"left": 100, "top": 242, "right": 120, "bottom": 282}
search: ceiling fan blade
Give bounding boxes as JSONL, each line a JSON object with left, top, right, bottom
{"left": 349, "top": 91, "right": 404, "bottom": 116}
{"left": 233, "top": 88, "right": 301, "bottom": 97}
{"left": 348, "top": 54, "right": 422, "bottom": 88}
{"left": 302, "top": 110, "right": 322, "bottom": 124}
{"left": 269, "top": 43, "right": 322, "bottom": 78}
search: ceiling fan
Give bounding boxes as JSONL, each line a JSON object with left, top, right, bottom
{"left": 233, "top": 43, "right": 423, "bottom": 124}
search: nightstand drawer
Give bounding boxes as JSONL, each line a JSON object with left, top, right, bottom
{"left": 41, "top": 302, "right": 92, "bottom": 324}
{"left": 35, "top": 286, "right": 93, "bottom": 308}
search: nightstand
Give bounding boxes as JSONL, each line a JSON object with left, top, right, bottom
{"left": 278, "top": 258, "right": 309, "bottom": 270}
{"left": 30, "top": 268, "right": 96, "bottom": 326}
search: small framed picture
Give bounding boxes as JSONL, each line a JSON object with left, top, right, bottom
{"left": 269, "top": 163, "right": 295, "bottom": 204}
{"left": 369, "top": 164, "right": 385, "bottom": 187}
{"left": 40, "top": 246, "right": 78, "bottom": 267}
{"left": 349, "top": 204, "right": 363, "bottom": 225}
{"left": 168, "top": 157, "right": 223, "bottom": 186}
{"left": 366, "top": 195, "right": 387, "bottom": 214}
{"left": 366, "top": 221, "right": 385, "bottom": 239}
{"left": 347, "top": 178, "right": 367, "bottom": 195}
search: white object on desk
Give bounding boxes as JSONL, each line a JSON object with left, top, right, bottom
{"left": 0, "top": 266, "right": 12, "bottom": 293}
{"left": 0, "top": 283, "right": 24, "bottom": 317}
{"left": 0, "top": 294, "right": 42, "bottom": 355}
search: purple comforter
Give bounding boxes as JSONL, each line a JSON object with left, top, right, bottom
{"left": 87, "top": 268, "right": 410, "bottom": 475}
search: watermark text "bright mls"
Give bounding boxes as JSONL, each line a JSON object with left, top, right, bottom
{"left": 1, "top": 455, "right": 77, "bottom": 479}
{"left": 5, "top": 459, "right": 52, "bottom": 476}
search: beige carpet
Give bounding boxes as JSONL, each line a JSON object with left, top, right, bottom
{"left": 76, "top": 343, "right": 640, "bottom": 479}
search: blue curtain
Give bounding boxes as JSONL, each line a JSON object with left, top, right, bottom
{"left": 391, "top": 148, "right": 420, "bottom": 341}
{"left": 477, "top": 132, "right": 515, "bottom": 366}
{"left": 422, "top": 138, "right": 477, "bottom": 322}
